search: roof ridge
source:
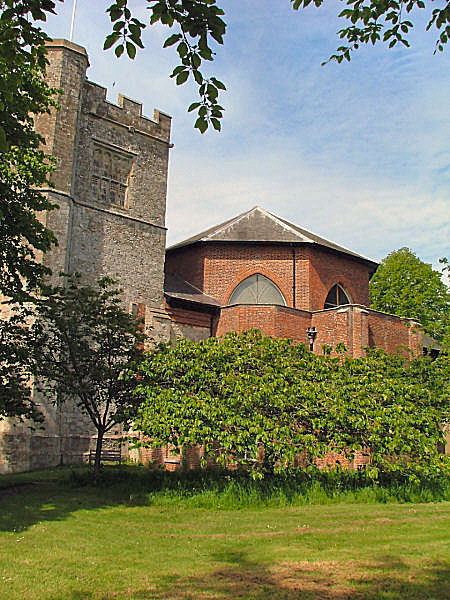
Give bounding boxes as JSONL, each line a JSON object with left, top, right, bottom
{"left": 204, "top": 206, "right": 257, "bottom": 240}
{"left": 261, "top": 207, "right": 312, "bottom": 242}
{"left": 166, "top": 206, "right": 377, "bottom": 267}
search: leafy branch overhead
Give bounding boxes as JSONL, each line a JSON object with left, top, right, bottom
{"left": 104, "top": 0, "right": 449, "bottom": 131}
{"left": 292, "top": 0, "right": 449, "bottom": 63}
{"left": 105, "top": 0, "right": 226, "bottom": 133}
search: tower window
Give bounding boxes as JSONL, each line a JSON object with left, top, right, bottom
{"left": 324, "top": 284, "right": 350, "bottom": 309}
{"left": 91, "top": 143, "right": 132, "bottom": 208}
{"left": 228, "top": 274, "right": 286, "bottom": 306}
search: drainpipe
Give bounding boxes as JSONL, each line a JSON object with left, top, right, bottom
{"left": 291, "top": 245, "right": 296, "bottom": 308}
{"left": 210, "top": 311, "right": 215, "bottom": 338}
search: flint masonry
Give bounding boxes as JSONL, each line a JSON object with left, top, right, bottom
{"left": 0, "top": 39, "right": 172, "bottom": 472}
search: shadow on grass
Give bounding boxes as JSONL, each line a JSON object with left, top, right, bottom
{"left": 49, "top": 552, "right": 450, "bottom": 600}
{"left": 1, "top": 463, "right": 449, "bottom": 536}
{"left": 0, "top": 467, "right": 151, "bottom": 533}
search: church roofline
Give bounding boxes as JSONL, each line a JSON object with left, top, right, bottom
{"left": 166, "top": 206, "right": 378, "bottom": 268}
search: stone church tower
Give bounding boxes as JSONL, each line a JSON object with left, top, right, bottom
{"left": 38, "top": 39, "right": 171, "bottom": 325}
{"left": 0, "top": 39, "right": 172, "bottom": 472}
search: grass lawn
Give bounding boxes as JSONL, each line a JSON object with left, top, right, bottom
{"left": 0, "top": 467, "right": 449, "bottom": 599}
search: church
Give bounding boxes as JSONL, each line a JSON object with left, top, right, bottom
{"left": 0, "top": 39, "right": 431, "bottom": 473}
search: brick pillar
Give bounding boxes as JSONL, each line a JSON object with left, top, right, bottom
{"left": 351, "top": 306, "right": 369, "bottom": 358}
{"left": 407, "top": 320, "right": 423, "bottom": 357}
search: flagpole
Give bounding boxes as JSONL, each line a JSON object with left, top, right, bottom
{"left": 69, "top": 0, "right": 77, "bottom": 41}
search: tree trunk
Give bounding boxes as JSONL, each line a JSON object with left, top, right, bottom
{"left": 94, "top": 428, "right": 105, "bottom": 477}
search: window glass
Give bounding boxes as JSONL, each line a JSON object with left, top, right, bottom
{"left": 228, "top": 274, "right": 286, "bottom": 306}
{"left": 324, "top": 284, "right": 350, "bottom": 309}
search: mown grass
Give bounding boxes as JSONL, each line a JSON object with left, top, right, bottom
{"left": 0, "top": 465, "right": 449, "bottom": 599}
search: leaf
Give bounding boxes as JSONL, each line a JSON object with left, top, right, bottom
{"left": 176, "top": 70, "right": 189, "bottom": 85}
{"left": 211, "top": 117, "right": 221, "bottom": 131}
{"left": 171, "top": 65, "right": 187, "bottom": 77}
{"left": 210, "top": 77, "right": 226, "bottom": 90}
{"left": 194, "top": 117, "right": 208, "bottom": 133}
{"left": 193, "top": 70, "right": 203, "bottom": 85}
{"left": 177, "top": 41, "right": 188, "bottom": 58}
{"left": 191, "top": 54, "right": 201, "bottom": 69}
{"left": 164, "top": 34, "right": 182, "bottom": 48}
{"left": 104, "top": 33, "right": 120, "bottom": 50}
{"left": 126, "top": 42, "right": 136, "bottom": 59}
{"left": 0, "top": 126, "right": 8, "bottom": 153}
{"left": 188, "top": 102, "right": 201, "bottom": 112}
{"left": 115, "top": 44, "right": 125, "bottom": 58}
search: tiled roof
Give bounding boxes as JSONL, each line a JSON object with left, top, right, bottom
{"left": 167, "top": 206, "right": 378, "bottom": 267}
{"left": 164, "top": 273, "right": 221, "bottom": 307}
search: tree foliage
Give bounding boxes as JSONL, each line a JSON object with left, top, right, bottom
{"left": 133, "top": 330, "right": 449, "bottom": 478}
{"left": 12, "top": 275, "right": 147, "bottom": 471}
{"left": 0, "top": 315, "right": 43, "bottom": 423}
{"left": 0, "top": 0, "right": 59, "bottom": 300}
{"left": 370, "top": 248, "right": 450, "bottom": 344}
{"left": 104, "top": 0, "right": 449, "bottom": 132}
{"left": 2, "top": 2, "right": 447, "bottom": 136}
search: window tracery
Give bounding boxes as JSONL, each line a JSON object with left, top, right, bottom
{"left": 91, "top": 143, "right": 132, "bottom": 208}
{"left": 324, "top": 284, "right": 351, "bottom": 309}
{"left": 228, "top": 274, "right": 286, "bottom": 306}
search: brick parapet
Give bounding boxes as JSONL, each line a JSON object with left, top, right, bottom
{"left": 216, "top": 304, "right": 312, "bottom": 344}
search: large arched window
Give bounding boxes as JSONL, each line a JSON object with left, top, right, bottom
{"left": 228, "top": 274, "right": 286, "bottom": 306}
{"left": 324, "top": 284, "right": 351, "bottom": 309}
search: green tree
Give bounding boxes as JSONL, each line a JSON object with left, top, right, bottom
{"left": 0, "top": 1, "right": 60, "bottom": 422}
{"left": 0, "top": 0, "right": 59, "bottom": 300}
{"left": 132, "top": 330, "right": 449, "bottom": 479}
{"left": 370, "top": 248, "right": 450, "bottom": 343}
{"left": 0, "top": 315, "right": 43, "bottom": 423}
{"left": 15, "top": 275, "right": 146, "bottom": 473}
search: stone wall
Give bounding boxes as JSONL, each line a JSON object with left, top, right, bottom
{"left": 0, "top": 39, "right": 172, "bottom": 473}
{"left": 165, "top": 303, "right": 212, "bottom": 342}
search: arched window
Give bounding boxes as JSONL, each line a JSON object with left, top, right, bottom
{"left": 324, "top": 284, "right": 350, "bottom": 309}
{"left": 228, "top": 274, "right": 286, "bottom": 306}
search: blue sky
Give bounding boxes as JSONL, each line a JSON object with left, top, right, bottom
{"left": 43, "top": 0, "right": 449, "bottom": 269}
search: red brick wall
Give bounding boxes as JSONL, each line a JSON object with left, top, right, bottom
{"left": 311, "top": 309, "right": 350, "bottom": 352}
{"left": 165, "top": 301, "right": 212, "bottom": 328}
{"left": 165, "top": 245, "right": 206, "bottom": 292}
{"left": 166, "top": 243, "right": 372, "bottom": 312}
{"left": 311, "top": 307, "right": 421, "bottom": 357}
{"left": 308, "top": 247, "right": 371, "bottom": 311}
{"left": 216, "top": 305, "right": 312, "bottom": 344}
{"left": 367, "top": 310, "right": 421, "bottom": 356}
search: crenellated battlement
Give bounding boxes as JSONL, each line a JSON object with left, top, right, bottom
{"left": 44, "top": 39, "right": 171, "bottom": 145}
{"left": 84, "top": 82, "right": 171, "bottom": 144}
